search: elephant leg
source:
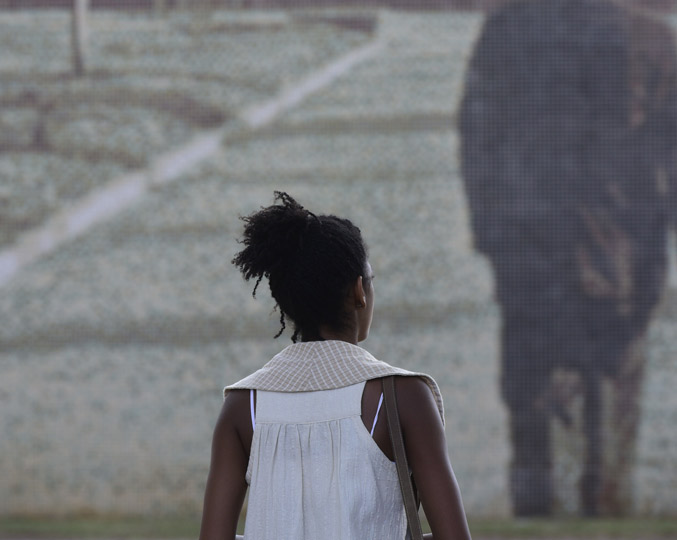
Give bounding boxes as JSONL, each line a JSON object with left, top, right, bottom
{"left": 598, "top": 335, "right": 647, "bottom": 515}
{"left": 507, "top": 404, "right": 553, "bottom": 515}
{"left": 581, "top": 369, "right": 603, "bottom": 516}
{"left": 501, "top": 313, "right": 554, "bottom": 516}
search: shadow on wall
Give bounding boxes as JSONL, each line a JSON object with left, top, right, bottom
{"left": 460, "top": 0, "right": 677, "bottom": 517}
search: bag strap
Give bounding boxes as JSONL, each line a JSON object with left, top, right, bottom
{"left": 383, "top": 376, "right": 424, "bottom": 540}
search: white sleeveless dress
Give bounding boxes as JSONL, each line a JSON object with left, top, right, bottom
{"left": 225, "top": 340, "right": 444, "bottom": 540}
{"left": 243, "top": 382, "right": 408, "bottom": 540}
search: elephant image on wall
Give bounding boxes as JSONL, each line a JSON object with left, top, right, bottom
{"left": 459, "top": 0, "right": 677, "bottom": 516}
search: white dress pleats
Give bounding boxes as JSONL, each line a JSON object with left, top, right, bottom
{"left": 243, "top": 382, "right": 408, "bottom": 540}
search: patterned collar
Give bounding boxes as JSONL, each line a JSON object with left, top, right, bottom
{"left": 225, "top": 340, "right": 444, "bottom": 422}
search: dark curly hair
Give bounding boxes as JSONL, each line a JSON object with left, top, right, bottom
{"left": 232, "top": 192, "right": 369, "bottom": 343}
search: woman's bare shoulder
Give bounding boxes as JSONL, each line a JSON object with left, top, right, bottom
{"left": 215, "top": 389, "right": 253, "bottom": 448}
{"left": 395, "top": 376, "right": 438, "bottom": 407}
{"left": 220, "top": 389, "right": 250, "bottom": 420}
{"left": 394, "top": 376, "right": 444, "bottom": 431}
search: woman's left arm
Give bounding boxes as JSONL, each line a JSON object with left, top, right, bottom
{"left": 199, "top": 390, "right": 251, "bottom": 540}
{"left": 397, "top": 377, "right": 472, "bottom": 540}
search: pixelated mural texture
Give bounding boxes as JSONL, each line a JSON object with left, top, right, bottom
{"left": 460, "top": 0, "right": 677, "bottom": 516}
{"left": 2, "top": 0, "right": 677, "bottom": 519}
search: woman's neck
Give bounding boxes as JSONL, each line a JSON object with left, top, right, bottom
{"left": 302, "top": 326, "right": 358, "bottom": 345}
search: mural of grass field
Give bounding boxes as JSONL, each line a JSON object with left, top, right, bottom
{"left": 1, "top": 4, "right": 677, "bottom": 527}
{"left": 0, "top": 8, "right": 370, "bottom": 246}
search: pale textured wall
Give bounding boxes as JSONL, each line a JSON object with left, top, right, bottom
{"left": 1, "top": 9, "right": 677, "bottom": 518}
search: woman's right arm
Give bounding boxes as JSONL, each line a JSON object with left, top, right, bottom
{"left": 199, "top": 390, "right": 251, "bottom": 540}
{"left": 396, "top": 377, "right": 472, "bottom": 540}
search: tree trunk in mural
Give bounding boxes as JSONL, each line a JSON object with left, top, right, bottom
{"left": 459, "top": 0, "right": 676, "bottom": 516}
{"left": 71, "top": 0, "right": 89, "bottom": 77}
